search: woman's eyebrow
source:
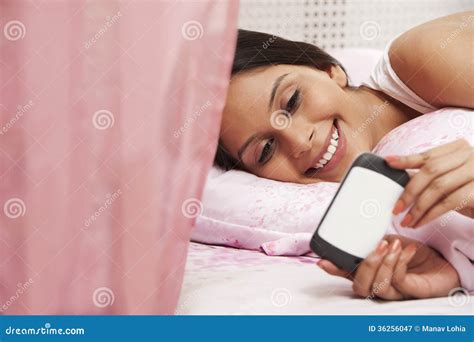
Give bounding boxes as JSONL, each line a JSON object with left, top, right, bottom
{"left": 238, "top": 132, "right": 259, "bottom": 160}
{"left": 268, "top": 73, "right": 290, "bottom": 110}
{"left": 238, "top": 73, "right": 291, "bottom": 162}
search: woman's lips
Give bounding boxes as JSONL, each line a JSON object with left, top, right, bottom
{"left": 306, "top": 119, "right": 346, "bottom": 176}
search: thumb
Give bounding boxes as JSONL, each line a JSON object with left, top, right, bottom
{"left": 317, "top": 259, "right": 352, "bottom": 279}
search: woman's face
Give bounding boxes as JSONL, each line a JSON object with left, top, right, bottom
{"left": 220, "top": 64, "right": 371, "bottom": 184}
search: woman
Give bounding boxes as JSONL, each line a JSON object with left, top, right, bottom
{"left": 215, "top": 12, "right": 474, "bottom": 300}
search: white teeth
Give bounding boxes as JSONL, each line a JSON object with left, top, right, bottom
{"left": 310, "top": 122, "right": 341, "bottom": 172}
{"left": 323, "top": 152, "right": 333, "bottom": 160}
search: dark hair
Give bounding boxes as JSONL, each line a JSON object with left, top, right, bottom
{"left": 214, "top": 29, "right": 345, "bottom": 171}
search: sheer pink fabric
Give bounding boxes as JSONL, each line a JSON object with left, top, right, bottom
{"left": 0, "top": 0, "right": 237, "bottom": 314}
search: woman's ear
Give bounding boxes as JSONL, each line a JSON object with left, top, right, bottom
{"left": 327, "top": 64, "right": 348, "bottom": 88}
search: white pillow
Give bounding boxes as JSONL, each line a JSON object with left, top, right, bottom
{"left": 327, "top": 48, "right": 383, "bottom": 86}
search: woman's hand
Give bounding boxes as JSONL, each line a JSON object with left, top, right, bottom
{"left": 385, "top": 139, "right": 474, "bottom": 228}
{"left": 316, "top": 235, "right": 460, "bottom": 300}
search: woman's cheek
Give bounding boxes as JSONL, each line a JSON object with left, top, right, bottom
{"left": 305, "top": 90, "right": 341, "bottom": 120}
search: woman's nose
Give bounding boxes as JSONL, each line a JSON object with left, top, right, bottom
{"left": 279, "top": 122, "right": 314, "bottom": 159}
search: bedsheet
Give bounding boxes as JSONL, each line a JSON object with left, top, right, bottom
{"left": 176, "top": 242, "right": 473, "bottom": 315}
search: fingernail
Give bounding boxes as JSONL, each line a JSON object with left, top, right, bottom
{"left": 401, "top": 213, "right": 413, "bottom": 227}
{"left": 385, "top": 155, "right": 399, "bottom": 163}
{"left": 390, "top": 239, "right": 401, "bottom": 253}
{"left": 392, "top": 199, "right": 405, "bottom": 215}
{"left": 376, "top": 240, "right": 388, "bottom": 255}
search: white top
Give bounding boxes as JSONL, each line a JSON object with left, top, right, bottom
{"left": 361, "top": 36, "right": 438, "bottom": 114}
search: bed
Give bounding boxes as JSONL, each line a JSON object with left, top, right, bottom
{"left": 176, "top": 242, "right": 473, "bottom": 315}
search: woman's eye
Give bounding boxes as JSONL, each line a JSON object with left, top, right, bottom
{"left": 285, "top": 88, "right": 300, "bottom": 112}
{"left": 258, "top": 138, "right": 275, "bottom": 164}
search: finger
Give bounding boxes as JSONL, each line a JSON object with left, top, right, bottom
{"left": 370, "top": 240, "right": 404, "bottom": 300}
{"left": 408, "top": 162, "right": 474, "bottom": 227}
{"left": 385, "top": 139, "right": 470, "bottom": 169}
{"left": 351, "top": 240, "right": 389, "bottom": 297}
{"left": 390, "top": 243, "right": 417, "bottom": 298}
{"left": 316, "top": 259, "right": 352, "bottom": 279}
{"left": 392, "top": 243, "right": 439, "bottom": 299}
{"left": 393, "top": 151, "right": 469, "bottom": 218}
{"left": 414, "top": 181, "right": 474, "bottom": 227}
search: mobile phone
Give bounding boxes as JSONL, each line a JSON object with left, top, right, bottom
{"left": 310, "top": 153, "right": 409, "bottom": 273}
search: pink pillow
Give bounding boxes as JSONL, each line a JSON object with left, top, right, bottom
{"left": 193, "top": 168, "right": 339, "bottom": 254}
{"left": 193, "top": 108, "right": 473, "bottom": 256}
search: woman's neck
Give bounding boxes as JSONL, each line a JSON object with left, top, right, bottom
{"left": 353, "top": 86, "right": 422, "bottom": 149}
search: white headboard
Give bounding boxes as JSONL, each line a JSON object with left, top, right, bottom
{"left": 238, "top": 0, "right": 472, "bottom": 49}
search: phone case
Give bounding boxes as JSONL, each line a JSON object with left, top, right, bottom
{"left": 310, "top": 153, "right": 409, "bottom": 273}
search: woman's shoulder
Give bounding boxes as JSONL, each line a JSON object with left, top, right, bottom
{"left": 388, "top": 11, "right": 474, "bottom": 110}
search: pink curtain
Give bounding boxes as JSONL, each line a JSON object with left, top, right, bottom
{"left": 0, "top": 0, "right": 237, "bottom": 314}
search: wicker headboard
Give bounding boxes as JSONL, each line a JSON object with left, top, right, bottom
{"left": 238, "top": 0, "right": 472, "bottom": 49}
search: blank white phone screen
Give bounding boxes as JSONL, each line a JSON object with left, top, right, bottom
{"left": 318, "top": 166, "right": 404, "bottom": 258}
